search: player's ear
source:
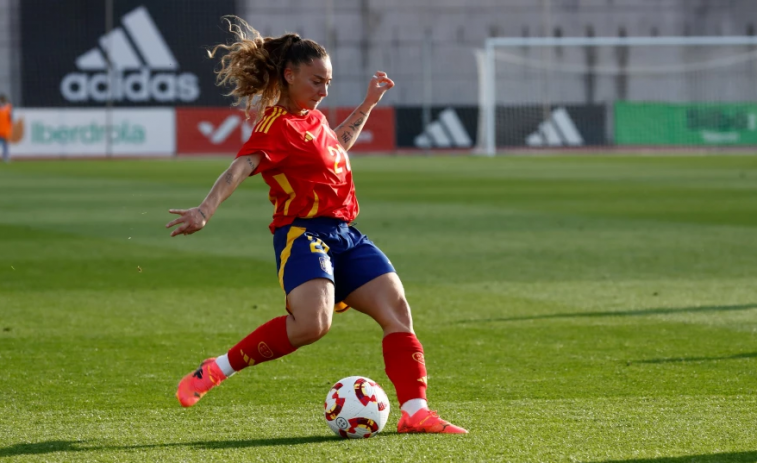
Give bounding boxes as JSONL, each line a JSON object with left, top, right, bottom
{"left": 283, "top": 66, "right": 295, "bottom": 85}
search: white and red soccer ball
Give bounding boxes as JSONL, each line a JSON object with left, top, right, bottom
{"left": 324, "top": 376, "right": 390, "bottom": 439}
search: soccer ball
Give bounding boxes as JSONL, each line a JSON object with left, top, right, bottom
{"left": 324, "top": 376, "right": 391, "bottom": 439}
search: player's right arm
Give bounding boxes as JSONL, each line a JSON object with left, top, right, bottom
{"left": 334, "top": 71, "right": 394, "bottom": 151}
{"left": 165, "top": 153, "right": 261, "bottom": 237}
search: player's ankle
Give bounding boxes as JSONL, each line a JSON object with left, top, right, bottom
{"left": 214, "top": 354, "right": 236, "bottom": 378}
{"left": 401, "top": 398, "right": 428, "bottom": 417}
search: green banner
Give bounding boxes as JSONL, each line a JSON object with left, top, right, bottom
{"left": 615, "top": 102, "right": 757, "bottom": 145}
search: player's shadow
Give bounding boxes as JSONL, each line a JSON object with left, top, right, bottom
{"left": 123, "top": 435, "right": 340, "bottom": 451}
{"left": 635, "top": 351, "right": 757, "bottom": 364}
{"left": 0, "top": 441, "right": 88, "bottom": 457}
{"left": 457, "top": 303, "right": 757, "bottom": 324}
{"left": 0, "top": 436, "right": 339, "bottom": 457}
{"left": 595, "top": 450, "right": 757, "bottom": 462}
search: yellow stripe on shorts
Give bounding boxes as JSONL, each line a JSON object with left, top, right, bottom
{"left": 278, "top": 226, "right": 306, "bottom": 290}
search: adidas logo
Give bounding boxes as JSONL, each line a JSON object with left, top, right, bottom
{"left": 414, "top": 108, "right": 472, "bottom": 148}
{"left": 60, "top": 6, "right": 199, "bottom": 103}
{"left": 526, "top": 107, "right": 584, "bottom": 146}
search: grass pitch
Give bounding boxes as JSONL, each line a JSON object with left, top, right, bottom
{"left": 1, "top": 155, "right": 756, "bottom": 462}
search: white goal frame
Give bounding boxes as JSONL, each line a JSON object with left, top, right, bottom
{"left": 481, "top": 35, "right": 757, "bottom": 156}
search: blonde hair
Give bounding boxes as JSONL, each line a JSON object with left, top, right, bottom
{"left": 209, "top": 17, "right": 328, "bottom": 121}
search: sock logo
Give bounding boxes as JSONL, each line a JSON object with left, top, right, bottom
{"left": 240, "top": 349, "right": 256, "bottom": 366}
{"left": 60, "top": 6, "right": 200, "bottom": 103}
{"left": 258, "top": 341, "right": 274, "bottom": 359}
{"left": 412, "top": 352, "right": 426, "bottom": 365}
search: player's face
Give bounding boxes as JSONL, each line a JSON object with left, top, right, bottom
{"left": 289, "top": 57, "right": 332, "bottom": 111}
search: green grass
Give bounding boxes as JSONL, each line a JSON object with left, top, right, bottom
{"left": 1, "top": 155, "right": 757, "bottom": 462}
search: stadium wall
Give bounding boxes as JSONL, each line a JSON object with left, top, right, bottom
{"left": 1, "top": 0, "right": 756, "bottom": 108}
{"left": 1, "top": 1, "right": 756, "bottom": 156}
{"left": 236, "top": 0, "right": 756, "bottom": 108}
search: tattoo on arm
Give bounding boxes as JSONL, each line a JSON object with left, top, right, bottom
{"left": 337, "top": 111, "right": 369, "bottom": 133}
{"left": 224, "top": 172, "right": 234, "bottom": 185}
{"left": 198, "top": 209, "right": 207, "bottom": 220}
{"left": 337, "top": 110, "right": 370, "bottom": 148}
{"left": 246, "top": 157, "right": 256, "bottom": 171}
{"left": 348, "top": 116, "right": 364, "bottom": 132}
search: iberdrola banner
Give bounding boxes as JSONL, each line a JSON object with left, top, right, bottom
{"left": 615, "top": 102, "right": 757, "bottom": 146}
{"left": 9, "top": 108, "right": 175, "bottom": 157}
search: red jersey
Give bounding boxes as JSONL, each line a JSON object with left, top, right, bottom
{"left": 236, "top": 106, "right": 358, "bottom": 233}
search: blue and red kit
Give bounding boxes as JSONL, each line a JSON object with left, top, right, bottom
{"left": 237, "top": 106, "right": 394, "bottom": 305}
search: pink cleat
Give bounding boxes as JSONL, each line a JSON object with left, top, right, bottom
{"left": 176, "top": 358, "right": 227, "bottom": 407}
{"left": 397, "top": 409, "right": 468, "bottom": 434}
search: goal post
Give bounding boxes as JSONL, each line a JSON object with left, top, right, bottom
{"left": 478, "top": 35, "right": 757, "bottom": 156}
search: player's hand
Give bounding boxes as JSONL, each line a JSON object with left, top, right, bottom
{"left": 166, "top": 207, "right": 208, "bottom": 237}
{"left": 364, "top": 71, "right": 394, "bottom": 106}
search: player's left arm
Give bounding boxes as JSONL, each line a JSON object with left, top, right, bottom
{"left": 334, "top": 71, "right": 394, "bottom": 151}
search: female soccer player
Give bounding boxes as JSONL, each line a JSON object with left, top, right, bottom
{"left": 167, "top": 19, "right": 466, "bottom": 434}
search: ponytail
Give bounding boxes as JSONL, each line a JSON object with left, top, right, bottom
{"left": 209, "top": 17, "right": 328, "bottom": 120}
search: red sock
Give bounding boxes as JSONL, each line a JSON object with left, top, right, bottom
{"left": 382, "top": 332, "right": 428, "bottom": 406}
{"left": 227, "top": 316, "right": 297, "bottom": 371}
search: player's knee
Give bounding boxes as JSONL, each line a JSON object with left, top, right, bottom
{"left": 388, "top": 297, "right": 413, "bottom": 332}
{"left": 298, "top": 323, "right": 331, "bottom": 346}
{"left": 286, "top": 278, "right": 335, "bottom": 346}
{"left": 297, "top": 308, "right": 332, "bottom": 345}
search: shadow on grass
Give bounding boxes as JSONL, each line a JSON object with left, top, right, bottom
{"left": 0, "top": 441, "right": 88, "bottom": 457}
{"left": 636, "top": 351, "right": 757, "bottom": 364}
{"left": 0, "top": 436, "right": 339, "bottom": 457}
{"left": 596, "top": 450, "right": 757, "bottom": 463}
{"left": 457, "top": 303, "right": 757, "bottom": 324}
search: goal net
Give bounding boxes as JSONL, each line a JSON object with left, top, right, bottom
{"left": 477, "top": 36, "right": 757, "bottom": 155}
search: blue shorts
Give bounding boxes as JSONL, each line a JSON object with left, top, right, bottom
{"left": 273, "top": 217, "right": 395, "bottom": 311}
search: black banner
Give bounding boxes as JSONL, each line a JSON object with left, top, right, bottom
{"left": 395, "top": 105, "right": 606, "bottom": 148}
{"left": 21, "top": 0, "right": 235, "bottom": 107}
{"left": 395, "top": 106, "right": 478, "bottom": 149}
{"left": 496, "top": 105, "right": 607, "bottom": 147}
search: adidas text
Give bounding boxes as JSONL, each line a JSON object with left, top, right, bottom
{"left": 60, "top": 6, "right": 200, "bottom": 103}
{"left": 61, "top": 69, "right": 199, "bottom": 103}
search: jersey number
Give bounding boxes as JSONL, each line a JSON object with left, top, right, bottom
{"left": 328, "top": 145, "right": 351, "bottom": 175}
{"left": 307, "top": 235, "right": 330, "bottom": 254}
